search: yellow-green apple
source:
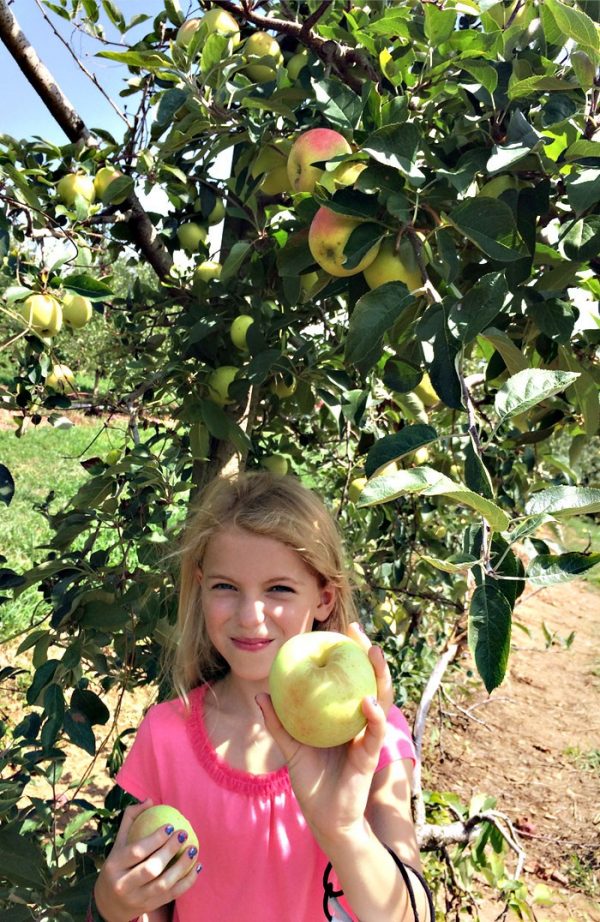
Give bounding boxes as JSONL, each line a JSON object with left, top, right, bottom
{"left": 105, "top": 448, "right": 122, "bottom": 465}
{"left": 319, "top": 161, "right": 367, "bottom": 194}
{"left": 193, "top": 261, "right": 222, "bottom": 293}
{"left": 299, "top": 270, "right": 319, "bottom": 300}
{"left": 262, "top": 454, "right": 289, "bottom": 475}
{"left": 176, "top": 9, "right": 240, "bottom": 49}
{"left": 308, "top": 206, "right": 381, "bottom": 277}
{"left": 269, "top": 631, "right": 378, "bottom": 747}
{"left": 207, "top": 365, "right": 238, "bottom": 405}
{"left": 46, "top": 364, "right": 75, "bottom": 393}
{"left": 363, "top": 237, "right": 423, "bottom": 291}
{"left": 56, "top": 172, "right": 95, "bottom": 206}
{"left": 230, "top": 314, "right": 254, "bottom": 351}
{"left": 18, "top": 294, "right": 63, "bottom": 337}
{"left": 412, "top": 446, "right": 429, "bottom": 465}
{"left": 287, "top": 48, "right": 309, "bottom": 81}
{"left": 127, "top": 805, "right": 198, "bottom": 874}
{"left": 61, "top": 292, "right": 93, "bottom": 329}
{"left": 287, "top": 128, "right": 352, "bottom": 194}
{"left": 348, "top": 476, "right": 367, "bottom": 503}
{"left": 177, "top": 222, "right": 208, "bottom": 252}
{"left": 270, "top": 375, "right": 297, "bottom": 399}
{"left": 413, "top": 372, "right": 438, "bottom": 407}
{"left": 94, "top": 165, "right": 130, "bottom": 205}
{"left": 207, "top": 199, "right": 226, "bottom": 225}
{"left": 243, "top": 31, "right": 283, "bottom": 82}
{"left": 251, "top": 138, "right": 292, "bottom": 195}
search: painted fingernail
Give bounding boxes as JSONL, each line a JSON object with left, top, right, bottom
{"left": 196, "top": 863, "right": 203, "bottom": 874}
{"left": 369, "top": 695, "right": 379, "bottom": 707}
{"left": 177, "top": 831, "right": 188, "bottom": 844}
{"left": 165, "top": 825, "right": 174, "bottom": 835}
{"left": 187, "top": 846, "right": 198, "bottom": 859}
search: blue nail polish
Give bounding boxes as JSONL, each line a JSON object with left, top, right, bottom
{"left": 177, "top": 830, "right": 188, "bottom": 844}
{"left": 165, "top": 825, "right": 174, "bottom": 835}
{"left": 196, "top": 863, "right": 203, "bottom": 874}
{"left": 187, "top": 846, "right": 197, "bottom": 859}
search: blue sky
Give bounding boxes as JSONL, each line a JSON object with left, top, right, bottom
{"left": 0, "top": 0, "right": 168, "bottom": 144}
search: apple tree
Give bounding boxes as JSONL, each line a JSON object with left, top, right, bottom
{"left": 0, "top": 0, "right": 599, "bottom": 918}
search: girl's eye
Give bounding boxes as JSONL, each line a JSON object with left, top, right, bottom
{"left": 270, "top": 584, "right": 294, "bottom": 594}
{"left": 212, "top": 582, "right": 236, "bottom": 591}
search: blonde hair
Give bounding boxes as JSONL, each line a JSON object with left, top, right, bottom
{"left": 171, "top": 471, "right": 358, "bottom": 703}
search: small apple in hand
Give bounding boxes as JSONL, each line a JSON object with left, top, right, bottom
{"left": 269, "top": 631, "right": 378, "bottom": 748}
{"left": 127, "top": 805, "right": 198, "bottom": 874}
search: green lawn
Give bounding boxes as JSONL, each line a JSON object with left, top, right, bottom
{"left": 0, "top": 418, "right": 126, "bottom": 637}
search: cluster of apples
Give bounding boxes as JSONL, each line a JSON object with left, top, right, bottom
{"left": 56, "top": 164, "right": 130, "bottom": 210}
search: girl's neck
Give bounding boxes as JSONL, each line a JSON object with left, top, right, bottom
{"left": 212, "top": 671, "right": 267, "bottom": 722}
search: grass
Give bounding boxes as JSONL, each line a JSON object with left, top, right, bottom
{"left": 0, "top": 417, "right": 127, "bottom": 638}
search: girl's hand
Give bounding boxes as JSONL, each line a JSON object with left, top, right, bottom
{"left": 257, "top": 623, "right": 393, "bottom": 846}
{"left": 94, "top": 799, "right": 202, "bottom": 922}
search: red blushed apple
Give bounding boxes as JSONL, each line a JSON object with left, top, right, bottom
{"left": 287, "top": 128, "right": 352, "bottom": 193}
{"left": 308, "top": 206, "right": 381, "bottom": 277}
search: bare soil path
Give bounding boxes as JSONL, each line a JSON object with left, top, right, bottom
{"left": 427, "top": 578, "right": 600, "bottom": 920}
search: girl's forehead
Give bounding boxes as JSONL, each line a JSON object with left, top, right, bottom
{"left": 202, "top": 527, "right": 315, "bottom": 574}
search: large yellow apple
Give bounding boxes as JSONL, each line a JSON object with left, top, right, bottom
{"left": 207, "top": 199, "right": 226, "bottom": 225}
{"left": 61, "top": 292, "right": 93, "bottom": 329}
{"left": 56, "top": 172, "right": 95, "bottom": 206}
{"left": 193, "top": 261, "right": 222, "bottom": 293}
{"left": 127, "top": 805, "right": 198, "bottom": 874}
{"left": 176, "top": 10, "right": 240, "bottom": 49}
{"left": 363, "top": 238, "right": 423, "bottom": 291}
{"left": 251, "top": 138, "right": 292, "bottom": 195}
{"left": 348, "top": 476, "right": 367, "bottom": 504}
{"left": 319, "top": 161, "right": 367, "bottom": 194}
{"left": 414, "top": 372, "right": 438, "bottom": 407}
{"left": 46, "top": 364, "right": 75, "bottom": 393}
{"left": 287, "top": 48, "right": 309, "bottom": 82}
{"left": 269, "top": 631, "right": 378, "bottom": 747}
{"left": 207, "top": 365, "right": 238, "bottom": 405}
{"left": 177, "top": 222, "right": 208, "bottom": 252}
{"left": 270, "top": 375, "right": 297, "bottom": 399}
{"left": 230, "top": 314, "right": 254, "bottom": 351}
{"left": 94, "top": 166, "right": 130, "bottom": 205}
{"left": 18, "top": 294, "right": 63, "bottom": 336}
{"left": 287, "top": 128, "right": 352, "bottom": 194}
{"left": 243, "top": 31, "right": 283, "bottom": 82}
{"left": 262, "top": 454, "right": 289, "bottom": 475}
{"left": 308, "top": 206, "right": 381, "bottom": 277}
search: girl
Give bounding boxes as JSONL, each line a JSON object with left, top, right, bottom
{"left": 91, "top": 472, "right": 433, "bottom": 922}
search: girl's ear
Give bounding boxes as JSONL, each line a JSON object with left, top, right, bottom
{"left": 195, "top": 567, "right": 203, "bottom": 586}
{"left": 314, "top": 583, "right": 336, "bottom": 622}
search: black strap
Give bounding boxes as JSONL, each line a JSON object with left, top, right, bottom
{"left": 322, "top": 845, "right": 435, "bottom": 921}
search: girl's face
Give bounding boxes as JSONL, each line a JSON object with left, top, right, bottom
{"left": 198, "top": 527, "right": 335, "bottom": 684}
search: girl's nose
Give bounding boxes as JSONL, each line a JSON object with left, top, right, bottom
{"left": 237, "top": 596, "right": 266, "bottom": 625}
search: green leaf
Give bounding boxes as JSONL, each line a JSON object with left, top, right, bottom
{"left": 448, "top": 199, "right": 528, "bottom": 262}
{"left": 545, "top": 0, "right": 599, "bottom": 52}
{"left": 565, "top": 168, "right": 600, "bottom": 214}
{"left": 464, "top": 438, "right": 494, "bottom": 500}
{"left": 469, "top": 583, "right": 512, "bottom": 693}
{"left": 449, "top": 272, "right": 508, "bottom": 343}
{"left": 479, "top": 329, "right": 529, "bottom": 375}
{"left": 424, "top": 6, "right": 456, "bottom": 44}
{"left": 365, "top": 425, "right": 437, "bottom": 477}
{"left": 564, "top": 139, "right": 600, "bottom": 162}
{"left": 98, "top": 49, "right": 173, "bottom": 70}
{"left": 508, "top": 75, "right": 578, "bottom": 100}
{"left": 525, "top": 486, "right": 600, "bottom": 517}
{"left": 0, "top": 823, "right": 46, "bottom": 888}
{"left": 64, "top": 709, "right": 96, "bottom": 755}
{"left": 417, "top": 301, "right": 463, "bottom": 410}
{"left": 420, "top": 553, "right": 478, "bottom": 574}
{"left": 221, "top": 242, "right": 251, "bottom": 282}
{"left": 312, "top": 79, "right": 364, "bottom": 131}
{"left": 0, "top": 463, "right": 14, "bottom": 506}
{"left": 345, "top": 282, "right": 415, "bottom": 374}
{"left": 316, "top": 188, "right": 379, "bottom": 220}
{"left": 494, "top": 369, "right": 580, "bottom": 425}
{"left": 561, "top": 215, "right": 600, "bottom": 261}
{"left": 362, "top": 123, "right": 424, "bottom": 185}
{"left": 358, "top": 467, "right": 510, "bottom": 531}
{"left": 71, "top": 687, "right": 110, "bottom": 725}
{"left": 527, "top": 552, "right": 600, "bottom": 587}
{"left": 62, "top": 274, "right": 113, "bottom": 299}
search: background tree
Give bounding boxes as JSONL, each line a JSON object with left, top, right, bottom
{"left": 0, "top": 1, "right": 599, "bottom": 919}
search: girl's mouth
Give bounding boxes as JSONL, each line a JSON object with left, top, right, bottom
{"left": 231, "top": 637, "right": 273, "bottom": 652}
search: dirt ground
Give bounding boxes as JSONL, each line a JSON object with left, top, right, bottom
{"left": 426, "top": 578, "right": 600, "bottom": 921}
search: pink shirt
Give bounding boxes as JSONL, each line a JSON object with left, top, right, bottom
{"left": 116, "top": 684, "right": 416, "bottom": 922}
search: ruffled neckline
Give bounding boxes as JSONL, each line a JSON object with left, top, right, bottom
{"left": 187, "top": 684, "right": 292, "bottom": 796}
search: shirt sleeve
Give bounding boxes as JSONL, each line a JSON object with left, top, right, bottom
{"left": 115, "top": 706, "right": 164, "bottom": 804}
{"left": 376, "top": 704, "right": 416, "bottom": 771}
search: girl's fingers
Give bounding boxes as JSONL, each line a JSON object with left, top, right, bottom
{"left": 358, "top": 694, "right": 388, "bottom": 761}
{"left": 114, "top": 798, "right": 154, "bottom": 850}
{"left": 128, "top": 828, "right": 198, "bottom": 887}
{"left": 347, "top": 620, "right": 370, "bottom": 654}
{"left": 368, "top": 643, "right": 394, "bottom": 714}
